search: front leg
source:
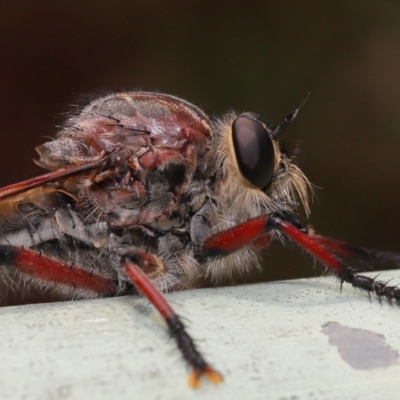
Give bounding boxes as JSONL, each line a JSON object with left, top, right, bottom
{"left": 202, "top": 213, "right": 400, "bottom": 303}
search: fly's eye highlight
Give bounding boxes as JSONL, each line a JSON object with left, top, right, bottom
{"left": 232, "top": 114, "right": 275, "bottom": 189}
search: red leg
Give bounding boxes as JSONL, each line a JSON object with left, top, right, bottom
{"left": 203, "top": 215, "right": 270, "bottom": 257}
{"left": 0, "top": 245, "right": 116, "bottom": 295}
{"left": 252, "top": 232, "right": 273, "bottom": 250}
{"left": 122, "top": 257, "right": 222, "bottom": 388}
{"left": 311, "top": 234, "right": 400, "bottom": 268}
{"left": 202, "top": 214, "right": 400, "bottom": 303}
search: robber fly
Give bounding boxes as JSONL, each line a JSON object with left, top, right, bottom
{"left": 0, "top": 91, "right": 399, "bottom": 387}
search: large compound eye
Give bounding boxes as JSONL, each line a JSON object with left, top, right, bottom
{"left": 232, "top": 114, "right": 275, "bottom": 189}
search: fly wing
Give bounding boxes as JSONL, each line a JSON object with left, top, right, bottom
{"left": 0, "top": 154, "right": 109, "bottom": 202}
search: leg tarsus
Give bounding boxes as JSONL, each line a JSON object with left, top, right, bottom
{"left": 188, "top": 366, "right": 223, "bottom": 388}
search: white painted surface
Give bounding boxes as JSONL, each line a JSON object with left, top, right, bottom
{"left": 1, "top": 270, "right": 400, "bottom": 400}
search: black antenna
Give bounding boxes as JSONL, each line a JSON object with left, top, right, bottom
{"left": 272, "top": 92, "right": 310, "bottom": 139}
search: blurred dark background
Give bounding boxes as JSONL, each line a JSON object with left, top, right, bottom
{"left": 1, "top": 1, "right": 400, "bottom": 294}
